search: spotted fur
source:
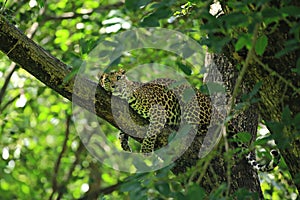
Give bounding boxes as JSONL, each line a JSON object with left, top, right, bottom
{"left": 99, "top": 69, "right": 280, "bottom": 172}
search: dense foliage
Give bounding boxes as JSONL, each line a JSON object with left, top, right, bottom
{"left": 0, "top": 0, "right": 299, "bottom": 199}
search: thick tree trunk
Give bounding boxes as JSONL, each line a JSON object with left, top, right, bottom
{"left": 213, "top": 54, "right": 264, "bottom": 197}
{"left": 221, "top": 18, "right": 300, "bottom": 192}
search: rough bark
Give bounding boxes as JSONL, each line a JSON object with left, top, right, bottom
{"left": 0, "top": 14, "right": 149, "bottom": 138}
{"left": 221, "top": 18, "right": 300, "bottom": 192}
{"left": 213, "top": 54, "right": 264, "bottom": 197}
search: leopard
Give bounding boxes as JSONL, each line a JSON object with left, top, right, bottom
{"left": 99, "top": 69, "right": 280, "bottom": 172}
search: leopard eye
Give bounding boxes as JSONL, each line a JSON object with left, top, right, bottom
{"left": 105, "top": 77, "right": 110, "bottom": 82}
{"left": 116, "top": 76, "right": 122, "bottom": 80}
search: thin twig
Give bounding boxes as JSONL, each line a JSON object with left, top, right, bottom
{"left": 0, "top": 0, "right": 8, "bottom": 14}
{"left": 78, "top": 181, "right": 123, "bottom": 200}
{"left": 64, "top": 141, "right": 84, "bottom": 183}
{"left": 229, "top": 24, "right": 260, "bottom": 112}
{"left": 0, "top": 63, "right": 17, "bottom": 106}
{"left": 0, "top": 94, "right": 19, "bottom": 113}
{"left": 54, "top": 141, "right": 84, "bottom": 200}
{"left": 49, "top": 114, "right": 72, "bottom": 200}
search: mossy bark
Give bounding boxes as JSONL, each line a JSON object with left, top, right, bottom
{"left": 221, "top": 18, "right": 300, "bottom": 192}
{"left": 0, "top": 14, "right": 148, "bottom": 137}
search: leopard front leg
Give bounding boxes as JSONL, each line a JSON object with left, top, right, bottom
{"left": 140, "top": 104, "right": 167, "bottom": 153}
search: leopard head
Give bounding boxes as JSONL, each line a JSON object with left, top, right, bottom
{"left": 99, "top": 69, "right": 133, "bottom": 100}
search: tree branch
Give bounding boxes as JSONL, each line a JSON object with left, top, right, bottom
{"left": 0, "top": 63, "right": 17, "bottom": 106}
{"left": 0, "top": 14, "right": 150, "bottom": 138}
{"left": 0, "top": 18, "right": 39, "bottom": 107}
{"left": 49, "top": 114, "right": 72, "bottom": 200}
{"left": 78, "top": 181, "right": 123, "bottom": 200}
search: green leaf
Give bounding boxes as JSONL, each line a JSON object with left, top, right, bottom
{"left": 36, "top": 0, "right": 45, "bottom": 8}
{"left": 154, "top": 7, "right": 172, "bottom": 19}
{"left": 293, "top": 113, "right": 300, "bottom": 129}
{"left": 254, "top": 136, "right": 270, "bottom": 146}
{"left": 255, "top": 34, "right": 268, "bottom": 56}
{"left": 63, "top": 66, "right": 80, "bottom": 83}
{"left": 281, "top": 6, "right": 300, "bottom": 17}
{"left": 55, "top": 29, "right": 69, "bottom": 38}
{"left": 125, "top": 0, "right": 151, "bottom": 11}
{"left": 155, "top": 182, "right": 171, "bottom": 196}
{"left": 282, "top": 106, "right": 292, "bottom": 126}
{"left": 262, "top": 8, "right": 281, "bottom": 19}
{"left": 209, "top": 183, "right": 227, "bottom": 199}
{"left": 242, "top": 81, "right": 262, "bottom": 102}
{"left": 234, "top": 188, "right": 259, "bottom": 200}
{"left": 275, "top": 39, "right": 300, "bottom": 58}
{"left": 120, "top": 181, "right": 141, "bottom": 192}
{"left": 291, "top": 58, "right": 300, "bottom": 74}
{"left": 177, "top": 62, "right": 192, "bottom": 75}
{"left": 266, "top": 121, "right": 283, "bottom": 136}
{"left": 80, "top": 38, "right": 101, "bottom": 55}
{"left": 222, "top": 12, "right": 249, "bottom": 27}
{"left": 249, "top": 81, "right": 262, "bottom": 98}
{"left": 0, "top": 180, "right": 10, "bottom": 190}
{"left": 236, "top": 132, "right": 252, "bottom": 143}
{"left": 175, "top": 192, "right": 186, "bottom": 199}
{"left": 140, "top": 15, "right": 160, "bottom": 27}
{"left": 21, "top": 184, "right": 30, "bottom": 194}
{"left": 235, "top": 35, "right": 251, "bottom": 51}
{"left": 140, "top": 7, "right": 172, "bottom": 27}
{"left": 186, "top": 184, "right": 206, "bottom": 199}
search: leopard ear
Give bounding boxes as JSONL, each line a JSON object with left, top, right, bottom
{"left": 119, "top": 69, "right": 126, "bottom": 74}
{"left": 99, "top": 74, "right": 106, "bottom": 87}
{"left": 98, "top": 72, "right": 104, "bottom": 80}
